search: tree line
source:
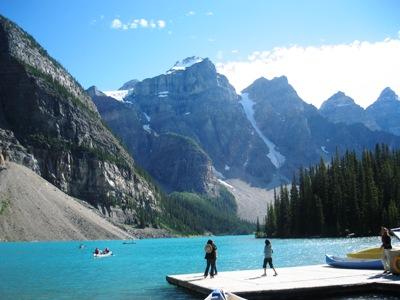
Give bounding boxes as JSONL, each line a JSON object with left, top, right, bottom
{"left": 261, "top": 144, "right": 400, "bottom": 237}
{"left": 161, "top": 188, "right": 255, "bottom": 235}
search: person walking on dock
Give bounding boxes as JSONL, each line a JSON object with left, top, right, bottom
{"left": 380, "top": 227, "right": 392, "bottom": 273}
{"left": 262, "top": 239, "right": 278, "bottom": 276}
{"left": 204, "top": 239, "right": 217, "bottom": 278}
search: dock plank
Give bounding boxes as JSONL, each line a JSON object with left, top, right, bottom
{"left": 166, "top": 265, "right": 400, "bottom": 299}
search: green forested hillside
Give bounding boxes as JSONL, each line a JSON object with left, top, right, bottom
{"left": 161, "top": 188, "right": 255, "bottom": 235}
{"left": 263, "top": 144, "right": 400, "bottom": 237}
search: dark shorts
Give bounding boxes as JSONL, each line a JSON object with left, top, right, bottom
{"left": 263, "top": 257, "right": 274, "bottom": 268}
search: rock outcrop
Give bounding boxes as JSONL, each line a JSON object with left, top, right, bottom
{"left": 93, "top": 58, "right": 276, "bottom": 188}
{"left": 243, "top": 77, "right": 400, "bottom": 174}
{"left": 0, "top": 15, "right": 159, "bottom": 227}
{"left": 320, "top": 91, "right": 379, "bottom": 131}
{"left": 366, "top": 88, "right": 400, "bottom": 136}
{"left": 91, "top": 89, "right": 218, "bottom": 194}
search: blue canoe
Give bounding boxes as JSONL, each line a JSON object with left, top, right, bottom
{"left": 325, "top": 254, "right": 383, "bottom": 270}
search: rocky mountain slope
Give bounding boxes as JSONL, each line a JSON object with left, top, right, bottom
{"left": 0, "top": 162, "right": 133, "bottom": 241}
{"left": 90, "top": 59, "right": 400, "bottom": 223}
{"left": 320, "top": 88, "right": 400, "bottom": 136}
{"left": 91, "top": 57, "right": 276, "bottom": 190}
{"left": 0, "top": 15, "right": 160, "bottom": 228}
{"left": 131, "top": 57, "right": 276, "bottom": 185}
{"left": 243, "top": 77, "right": 400, "bottom": 175}
{"left": 320, "top": 91, "right": 379, "bottom": 130}
{"left": 89, "top": 87, "right": 218, "bottom": 194}
{"left": 366, "top": 87, "right": 400, "bottom": 136}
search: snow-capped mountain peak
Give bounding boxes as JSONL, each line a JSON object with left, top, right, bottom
{"left": 166, "top": 56, "right": 205, "bottom": 74}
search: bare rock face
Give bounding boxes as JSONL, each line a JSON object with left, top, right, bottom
{"left": 124, "top": 58, "right": 275, "bottom": 186}
{"left": 0, "top": 15, "right": 159, "bottom": 226}
{"left": 92, "top": 58, "right": 276, "bottom": 189}
{"left": 146, "top": 133, "right": 218, "bottom": 194}
{"left": 0, "top": 129, "right": 39, "bottom": 172}
{"left": 91, "top": 92, "right": 218, "bottom": 194}
{"left": 320, "top": 92, "right": 380, "bottom": 131}
{"left": 243, "top": 77, "right": 400, "bottom": 173}
{"left": 366, "top": 88, "right": 400, "bottom": 136}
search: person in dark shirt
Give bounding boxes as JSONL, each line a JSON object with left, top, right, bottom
{"left": 381, "top": 226, "right": 392, "bottom": 273}
{"left": 204, "top": 239, "right": 217, "bottom": 278}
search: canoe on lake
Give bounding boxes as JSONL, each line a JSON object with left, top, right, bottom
{"left": 326, "top": 254, "right": 383, "bottom": 270}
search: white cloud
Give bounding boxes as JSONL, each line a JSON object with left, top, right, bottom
{"left": 112, "top": 18, "right": 166, "bottom": 31}
{"left": 139, "top": 18, "right": 148, "bottom": 27}
{"left": 231, "top": 49, "right": 239, "bottom": 54}
{"left": 157, "top": 20, "right": 166, "bottom": 28}
{"left": 208, "top": 38, "right": 216, "bottom": 42}
{"left": 216, "top": 39, "right": 400, "bottom": 108}
{"left": 110, "top": 18, "right": 122, "bottom": 29}
{"left": 206, "top": 11, "right": 213, "bottom": 16}
{"left": 186, "top": 11, "right": 195, "bottom": 16}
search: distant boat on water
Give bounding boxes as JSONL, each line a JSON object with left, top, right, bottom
{"left": 122, "top": 240, "right": 136, "bottom": 245}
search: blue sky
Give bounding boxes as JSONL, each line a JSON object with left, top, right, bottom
{"left": 1, "top": 0, "right": 400, "bottom": 107}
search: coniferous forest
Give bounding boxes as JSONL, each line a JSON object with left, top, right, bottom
{"left": 262, "top": 144, "right": 400, "bottom": 238}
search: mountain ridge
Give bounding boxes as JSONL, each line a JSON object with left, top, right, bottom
{"left": 0, "top": 15, "right": 160, "bottom": 230}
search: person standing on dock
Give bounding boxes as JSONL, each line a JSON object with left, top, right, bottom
{"left": 380, "top": 227, "right": 392, "bottom": 273}
{"left": 204, "top": 239, "right": 217, "bottom": 278}
{"left": 262, "top": 239, "right": 278, "bottom": 276}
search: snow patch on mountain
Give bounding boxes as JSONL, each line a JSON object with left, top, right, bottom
{"left": 166, "top": 56, "right": 204, "bottom": 74}
{"left": 218, "top": 179, "right": 234, "bottom": 190}
{"left": 212, "top": 166, "right": 225, "bottom": 179}
{"left": 143, "top": 124, "right": 151, "bottom": 133}
{"left": 240, "top": 93, "right": 286, "bottom": 169}
{"left": 144, "top": 113, "right": 151, "bottom": 122}
{"left": 103, "top": 89, "right": 132, "bottom": 101}
{"left": 157, "top": 91, "right": 169, "bottom": 98}
{"left": 321, "top": 146, "right": 329, "bottom": 154}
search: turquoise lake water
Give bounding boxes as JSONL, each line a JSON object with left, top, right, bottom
{"left": 0, "top": 235, "right": 397, "bottom": 299}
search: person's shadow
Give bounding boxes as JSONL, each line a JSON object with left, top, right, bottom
{"left": 246, "top": 275, "right": 265, "bottom": 280}
{"left": 368, "top": 272, "right": 400, "bottom": 280}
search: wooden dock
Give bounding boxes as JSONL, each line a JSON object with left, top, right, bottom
{"left": 166, "top": 265, "right": 400, "bottom": 299}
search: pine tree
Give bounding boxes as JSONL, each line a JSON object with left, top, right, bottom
{"left": 289, "top": 176, "right": 299, "bottom": 236}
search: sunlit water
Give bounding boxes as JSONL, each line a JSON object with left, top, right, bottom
{"left": 0, "top": 235, "right": 397, "bottom": 299}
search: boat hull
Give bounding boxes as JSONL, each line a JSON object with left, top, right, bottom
{"left": 326, "top": 254, "right": 383, "bottom": 270}
{"left": 204, "top": 289, "right": 247, "bottom": 300}
{"left": 347, "top": 247, "right": 383, "bottom": 259}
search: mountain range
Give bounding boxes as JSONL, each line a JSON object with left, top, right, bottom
{"left": 1, "top": 14, "right": 400, "bottom": 239}
{"left": 320, "top": 88, "right": 400, "bottom": 135}
{"left": 89, "top": 58, "right": 400, "bottom": 195}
